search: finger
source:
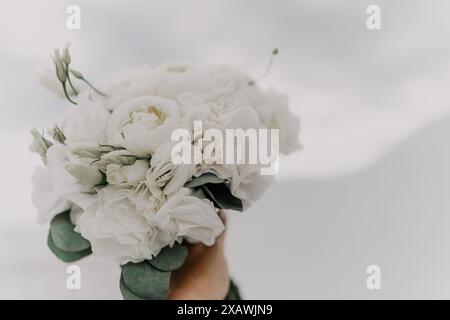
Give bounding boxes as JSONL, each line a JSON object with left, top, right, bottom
{"left": 218, "top": 209, "right": 227, "bottom": 226}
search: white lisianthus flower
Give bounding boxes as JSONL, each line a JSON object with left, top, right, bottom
{"left": 76, "top": 186, "right": 173, "bottom": 264}
{"left": 106, "top": 96, "right": 181, "bottom": 155}
{"left": 100, "top": 149, "right": 138, "bottom": 165}
{"left": 154, "top": 188, "right": 224, "bottom": 246}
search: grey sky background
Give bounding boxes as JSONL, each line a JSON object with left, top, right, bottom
{"left": 1, "top": 0, "right": 450, "bottom": 298}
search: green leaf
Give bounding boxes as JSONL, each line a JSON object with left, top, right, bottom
{"left": 149, "top": 243, "right": 188, "bottom": 272}
{"left": 184, "top": 173, "right": 224, "bottom": 188}
{"left": 225, "top": 279, "right": 242, "bottom": 300}
{"left": 184, "top": 173, "right": 243, "bottom": 211}
{"left": 47, "top": 232, "right": 92, "bottom": 263}
{"left": 119, "top": 275, "right": 146, "bottom": 300}
{"left": 50, "top": 211, "right": 91, "bottom": 252}
{"left": 202, "top": 183, "right": 243, "bottom": 211}
{"left": 121, "top": 261, "right": 171, "bottom": 300}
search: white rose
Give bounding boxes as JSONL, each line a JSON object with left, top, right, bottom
{"left": 106, "top": 95, "right": 181, "bottom": 156}
{"left": 106, "top": 160, "right": 149, "bottom": 186}
{"left": 154, "top": 188, "right": 224, "bottom": 246}
{"left": 76, "top": 186, "right": 173, "bottom": 264}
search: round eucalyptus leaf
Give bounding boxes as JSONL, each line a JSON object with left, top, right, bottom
{"left": 50, "top": 211, "right": 91, "bottom": 252}
{"left": 184, "top": 173, "right": 224, "bottom": 188}
{"left": 119, "top": 276, "right": 146, "bottom": 300}
{"left": 121, "top": 261, "right": 171, "bottom": 300}
{"left": 149, "top": 243, "right": 188, "bottom": 271}
{"left": 47, "top": 232, "right": 92, "bottom": 263}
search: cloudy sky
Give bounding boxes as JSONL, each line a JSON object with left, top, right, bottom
{"left": 1, "top": 0, "right": 450, "bottom": 298}
{"left": 2, "top": 0, "right": 450, "bottom": 177}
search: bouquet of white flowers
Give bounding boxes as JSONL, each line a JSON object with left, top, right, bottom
{"left": 31, "top": 45, "right": 300, "bottom": 300}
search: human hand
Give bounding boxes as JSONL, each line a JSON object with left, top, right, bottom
{"left": 168, "top": 212, "right": 229, "bottom": 300}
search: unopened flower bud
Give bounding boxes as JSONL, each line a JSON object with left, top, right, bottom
{"left": 52, "top": 49, "right": 66, "bottom": 83}
{"left": 30, "top": 129, "right": 53, "bottom": 161}
{"left": 65, "top": 163, "right": 105, "bottom": 187}
{"left": 101, "top": 150, "right": 137, "bottom": 165}
{"left": 49, "top": 125, "right": 66, "bottom": 144}
{"left": 70, "top": 69, "right": 83, "bottom": 79}
{"left": 71, "top": 143, "right": 103, "bottom": 159}
{"left": 62, "top": 45, "right": 71, "bottom": 65}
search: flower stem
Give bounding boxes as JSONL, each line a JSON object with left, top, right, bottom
{"left": 81, "top": 77, "right": 107, "bottom": 97}
{"left": 65, "top": 69, "right": 79, "bottom": 96}
{"left": 62, "top": 82, "right": 78, "bottom": 105}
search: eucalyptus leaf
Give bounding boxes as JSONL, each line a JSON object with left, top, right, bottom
{"left": 50, "top": 211, "right": 91, "bottom": 252}
{"left": 202, "top": 183, "right": 243, "bottom": 211}
{"left": 121, "top": 261, "right": 171, "bottom": 300}
{"left": 184, "top": 173, "right": 224, "bottom": 188}
{"left": 119, "top": 275, "right": 146, "bottom": 300}
{"left": 149, "top": 243, "right": 188, "bottom": 272}
{"left": 47, "top": 232, "right": 92, "bottom": 263}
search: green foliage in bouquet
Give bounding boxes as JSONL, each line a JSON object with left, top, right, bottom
{"left": 184, "top": 173, "right": 224, "bottom": 188}
{"left": 50, "top": 211, "right": 91, "bottom": 252}
{"left": 47, "top": 211, "right": 92, "bottom": 262}
{"left": 119, "top": 244, "right": 242, "bottom": 300}
{"left": 149, "top": 243, "right": 188, "bottom": 271}
{"left": 184, "top": 173, "right": 243, "bottom": 211}
{"left": 46, "top": 194, "right": 242, "bottom": 300}
{"left": 119, "top": 276, "right": 145, "bottom": 300}
{"left": 121, "top": 261, "right": 171, "bottom": 299}
{"left": 119, "top": 244, "right": 187, "bottom": 300}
